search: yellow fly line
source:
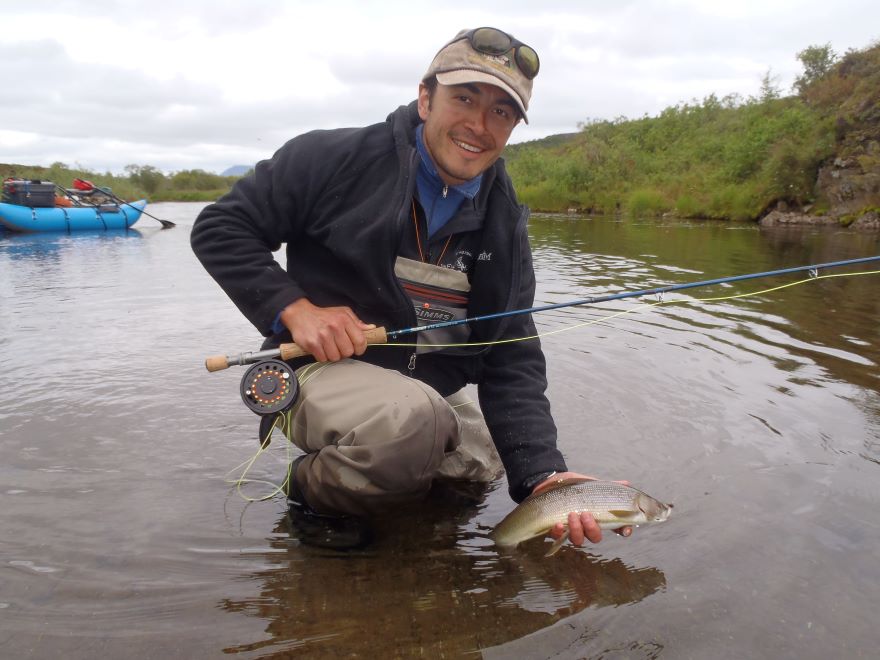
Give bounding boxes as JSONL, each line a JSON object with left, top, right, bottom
{"left": 226, "top": 268, "right": 879, "bottom": 501}
{"left": 225, "top": 362, "right": 331, "bottom": 502}
{"left": 376, "top": 268, "right": 880, "bottom": 351}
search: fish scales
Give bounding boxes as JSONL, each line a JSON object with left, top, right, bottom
{"left": 501, "top": 481, "right": 643, "bottom": 534}
{"left": 522, "top": 480, "right": 638, "bottom": 519}
{"left": 493, "top": 479, "right": 671, "bottom": 552}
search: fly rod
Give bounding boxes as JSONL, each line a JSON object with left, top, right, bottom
{"left": 204, "top": 255, "right": 880, "bottom": 371}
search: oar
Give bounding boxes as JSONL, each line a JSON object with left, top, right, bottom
{"left": 52, "top": 183, "right": 85, "bottom": 207}
{"left": 97, "top": 186, "right": 176, "bottom": 229}
{"left": 74, "top": 178, "right": 176, "bottom": 229}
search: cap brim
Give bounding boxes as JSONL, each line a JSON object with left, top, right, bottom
{"left": 435, "top": 70, "right": 529, "bottom": 124}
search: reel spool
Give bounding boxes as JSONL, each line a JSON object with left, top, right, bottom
{"left": 240, "top": 359, "right": 299, "bottom": 416}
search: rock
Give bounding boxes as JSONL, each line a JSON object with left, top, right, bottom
{"left": 816, "top": 160, "right": 879, "bottom": 215}
{"left": 759, "top": 210, "right": 837, "bottom": 227}
{"left": 850, "top": 210, "right": 880, "bottom": 229}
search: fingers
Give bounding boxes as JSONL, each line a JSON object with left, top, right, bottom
{"left": 549, "top": 512, "right": 603, "bottom": 547}
{"left": 281, "top": 299, "right": 371, "bottom": 362}
{"left": 311, "top": 317, "right": 360, "bottom": 362}
{"left": 345, "top": 322, "right": 368, "bottom": 356}
{"left": 549, "top": 517, "right": 634, "bottom": 549}
{"left": 571, "top": 511, "right": 603, "bottom": 545}
{"left": 344, "top": 307, "right": 377, "bottom": 331}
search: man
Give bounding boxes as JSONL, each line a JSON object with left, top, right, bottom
{"left": 192, "top": 27, "right": 631, "bottom": 549}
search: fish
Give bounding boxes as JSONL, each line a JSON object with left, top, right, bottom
{"left": 493, "top": 478, "right": 672, "bottom": 556}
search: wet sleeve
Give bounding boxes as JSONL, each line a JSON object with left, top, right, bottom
{"left": 478, "top": 233, "right": 568, "bottom": 502}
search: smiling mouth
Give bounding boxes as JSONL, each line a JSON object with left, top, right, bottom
{"left": 452, "top": 138, "right": 486, "bottom": 154}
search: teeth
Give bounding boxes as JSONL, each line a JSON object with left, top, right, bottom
{"left": 454, "top": 139, "right": 483, "bottom": 153}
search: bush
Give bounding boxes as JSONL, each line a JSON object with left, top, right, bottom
{"left": 675, "top": 194, "right": 701, "bottom": 217}
{"left": 0, "top": 162, "right": 242, "bottom": 202}
{"left": 626, "top": 189, "right": 668, "bottom": 217}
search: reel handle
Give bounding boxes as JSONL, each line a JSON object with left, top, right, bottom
{"left": 204, "top": 326, "right": 388, "bottom": 372}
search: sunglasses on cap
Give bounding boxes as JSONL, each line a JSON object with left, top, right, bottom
{"left": 460, "top": 27, "right": 540, "bottom": 80}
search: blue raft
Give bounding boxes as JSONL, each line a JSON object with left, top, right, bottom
{"left": 0, "top": 199, "right": 147, "bottom": 233}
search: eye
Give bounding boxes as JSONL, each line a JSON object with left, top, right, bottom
{"left": 492, "top": 107, "right": 518, "bottom": 126}
{"left": 456, "top": 94, "right": 472, "bottom": 104}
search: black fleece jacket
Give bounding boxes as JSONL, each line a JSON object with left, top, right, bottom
{"left": 191, "top": 101, "right": 567, "bottom": 502}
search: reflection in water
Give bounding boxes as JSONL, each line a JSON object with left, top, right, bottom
{"left": 0, "top": 228, "right": 144, "bottom": 261}
{"left": 220, "top": 487, "right": 666, "bottom": 657}
{"left": 529, "top": 215, "right": 880, "bottom": 401}
{"left": 2, "top": 208, "right": 879, "bottom": 658}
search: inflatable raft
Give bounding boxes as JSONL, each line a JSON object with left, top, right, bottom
{"left": 0, "top": 199, "right": 147, "bottom": 233}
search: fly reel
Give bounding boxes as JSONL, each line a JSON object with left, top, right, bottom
{"left": 240, "top": 359, "right": 299, "bottom": 416}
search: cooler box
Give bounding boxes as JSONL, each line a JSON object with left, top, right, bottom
{"left": 2, "top": 179, "right": 57, "bottom": 207}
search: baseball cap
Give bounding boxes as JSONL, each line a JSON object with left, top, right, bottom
{"left": 422, "top": 28, "right": 538, "bottom": 123}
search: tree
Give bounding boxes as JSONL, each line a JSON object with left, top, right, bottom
{"left": 124, "top": 164, "right": 165, "bottom": 195}
{"left": 759, "top": 68, "right": 782, "bottom": 102}
{"left": 793, "top": 44, "right": 838, "bottom": 95}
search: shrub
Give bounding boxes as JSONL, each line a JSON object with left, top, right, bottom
{"left": 626, "top": 189, "right": 668, "bottom": 217}
{"left": 675, "top": 194, "right": 701, "bottom": 217}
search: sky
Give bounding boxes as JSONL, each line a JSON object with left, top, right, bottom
{"left": 1, "top": 0, "right": 878, "bottom": 175}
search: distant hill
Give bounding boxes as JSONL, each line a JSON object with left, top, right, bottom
{"left": 506, "top": 132, "right": 579, "bottom": 155}
{"left": 221, "top": 165, "right": 251, "bottom": 177}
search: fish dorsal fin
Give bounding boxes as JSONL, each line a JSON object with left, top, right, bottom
{"left": 525, "top": 476, "right": 594, "bottom": 502}
{"left": 545, "top": 476, "right": 594, "bottom": 491}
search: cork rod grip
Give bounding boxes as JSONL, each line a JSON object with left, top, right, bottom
{"left": 279, "top": 326, "right": 388, "bottom": 360}
{"left": 205, "top": 355, "right": 230, "bottom": 372}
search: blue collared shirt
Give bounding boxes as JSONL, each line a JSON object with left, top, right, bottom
{"left": 415, "top": 124, "right": 482, "bottom": 237}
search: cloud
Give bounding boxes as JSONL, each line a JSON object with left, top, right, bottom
{"left": 1, "top": 0, "right": 878, "bottom": 173}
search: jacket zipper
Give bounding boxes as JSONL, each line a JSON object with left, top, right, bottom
{"left": 392, "top": 148, "right": 422, "bottom": 376}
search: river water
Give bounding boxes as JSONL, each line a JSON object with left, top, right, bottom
{"left": 1, "top": 203, "right": 878, "bottom": 658}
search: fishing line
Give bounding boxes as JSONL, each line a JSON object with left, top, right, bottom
{"left": 378, "top": 268, "right": 880, "bottom": 351}
{"left": 224, "top": 411, "right": 293, "bottom": 502}
{"left": 225, "top": 363, "right": 331, "bottom": 501}
{"left": 384, "top": 255, "right": 880, "bottom": 340}
{"left": 223, "top": 263, "right": 880, "bottom": 502}
{"left": 206, "top": 256, "right": 880, "bottom": 373}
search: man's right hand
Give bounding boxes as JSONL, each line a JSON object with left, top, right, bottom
{"left": 279, "top": 298, "right": 376, "bottom": 362}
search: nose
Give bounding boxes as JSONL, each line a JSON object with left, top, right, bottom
{"left": 464, "top": 108, "right": 489, "bottom": 136}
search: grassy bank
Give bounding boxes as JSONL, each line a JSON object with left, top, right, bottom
{"left": 0, "top": 162, "right": 241, "bottom": 203}
{"left": 504, "top": 41, "right": 880, "bottom": 221}
{"left": 5, "top": 41, "right": 878, "bottom": 220}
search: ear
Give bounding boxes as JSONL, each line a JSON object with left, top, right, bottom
{"left": 417, "top": 83, "right": 431, "bottom": 120}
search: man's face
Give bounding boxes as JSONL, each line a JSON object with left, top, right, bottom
{"left": 417, "top": 81, "right": 520, "bottom": 186}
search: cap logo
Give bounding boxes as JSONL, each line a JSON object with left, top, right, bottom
{"left": 485, "top": 53, "right": 511, "bottom": 68}
{"left": 469, "top": 51, "right": 513, "bottom": 72}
